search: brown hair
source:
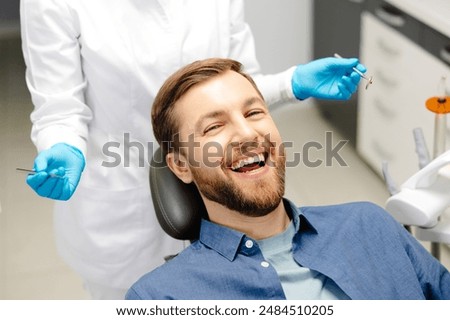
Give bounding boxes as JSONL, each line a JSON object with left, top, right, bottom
{"left": 152, "top": 58, "right": 263, "bottom": 155}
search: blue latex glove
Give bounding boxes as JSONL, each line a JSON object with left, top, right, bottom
{"left": 292, "top": 57, "right": 367, "bottom": 100}
{"left": 26, "top": 143, "right": 85, "bottom": 201}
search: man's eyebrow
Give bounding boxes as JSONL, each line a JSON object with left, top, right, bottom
{"left": 242, "top": 96, "right": 265, "bottom": 108}
{"left": 195, "top": 110, "right": 226, "bottom": 132}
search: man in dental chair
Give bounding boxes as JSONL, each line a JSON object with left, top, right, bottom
{"left": 126, "top": 58, "right": 450, "bottom": 300}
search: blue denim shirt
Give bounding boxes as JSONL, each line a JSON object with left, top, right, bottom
{"left": 126, "top": 199, "right": 450, "bottom": 300}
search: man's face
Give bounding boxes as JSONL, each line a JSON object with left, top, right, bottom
{"left": 170, "top": 70, "right": 285, "bottom": 217}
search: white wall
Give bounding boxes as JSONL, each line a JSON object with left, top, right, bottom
{"left": 244, "top": 0, "right": 312, "bottom": 74}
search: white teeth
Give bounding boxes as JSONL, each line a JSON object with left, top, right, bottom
{"left": 231, "top": 153, "right": 265, "bottom": 171}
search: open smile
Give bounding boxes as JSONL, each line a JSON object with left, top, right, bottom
{"left": 228, "top": 151, "right": 269, "bottom": 174}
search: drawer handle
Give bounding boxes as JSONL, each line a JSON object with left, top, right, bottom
{"left": 374, "top": 69, "right": 399, "bottom": 88}
{"left": 440, "top": 45, "right": 450, "bottom": 65}
{"left": 348, "top": 0, "right": 365, "bottom": 3}
{"left": 374, "top": 97, "right": 397, "bottom": 118}
{"left": 376, "top": 38, "right": 401, "bottom": 56}
{"left": 375, "top": 6, "right": 406, "bottom": 28}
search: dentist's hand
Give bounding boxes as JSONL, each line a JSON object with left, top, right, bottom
{"left": 291, "top": 57, "right": 366, "bottom": 100}
{"left": 26, "top": 143, "right": 85, "bottom": 201}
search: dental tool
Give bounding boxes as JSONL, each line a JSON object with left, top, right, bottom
{"left": 16, "top": 167, "right": 63, "bottom": 178}
{"left": 426, "top": 77, "right": 450, "bottom": 158}
{"left": 413, "top": 127, "right": 431, "bottom": 169}
{"left": 16, "top": 168, "right": 38, "bottom": 174}
{"left": 334, "top": 53, "right": 374, "bottom": 89}
{"left": 381, "top": 161, "right": 399, "bottom": 196}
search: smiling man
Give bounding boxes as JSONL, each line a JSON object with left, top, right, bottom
{"left": 164, "top": 65, "right": 288, "bottom": 239}
{"left": 126, "top": 58, "right": 450, "bottom": 300}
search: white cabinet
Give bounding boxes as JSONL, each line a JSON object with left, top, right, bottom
{"left": 357, "top": 12, "right": 450, "bottom": 185}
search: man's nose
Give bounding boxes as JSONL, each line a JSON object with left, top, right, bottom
{"left": 231, "top": 116, "right": 258, "bottom": 142}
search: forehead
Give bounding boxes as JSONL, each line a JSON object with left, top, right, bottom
{"left": 173, "top": 70, "right": 262, "bottom": 128}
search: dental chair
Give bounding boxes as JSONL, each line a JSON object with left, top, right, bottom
{"left": 149, "top": 147, "right": 206, "bottom": 241}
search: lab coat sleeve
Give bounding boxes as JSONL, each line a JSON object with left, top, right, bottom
{"left": 20, "top": 0, "right": 92, "bottom": 156}
{"left": 228, "top": 0, "right": 297, "bottom": 106}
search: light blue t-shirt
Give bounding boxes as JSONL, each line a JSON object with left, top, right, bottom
{"left": 257, "top": 221, "right": 349, "bottom": 300}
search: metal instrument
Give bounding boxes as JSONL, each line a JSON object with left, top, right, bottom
{"left": 334, "top": 53, "right": 374, "bottom": 89}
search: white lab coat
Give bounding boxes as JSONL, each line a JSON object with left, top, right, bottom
{"left": 21, "top": 0, "right": 296, "bottom": 290}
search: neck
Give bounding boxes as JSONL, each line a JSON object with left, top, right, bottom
{"left": 204, "top": 199, "right": 290, "bottom": 240}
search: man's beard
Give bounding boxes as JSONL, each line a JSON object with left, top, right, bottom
{"left": 191, "top": 154, "right": 286, "bottom": 217}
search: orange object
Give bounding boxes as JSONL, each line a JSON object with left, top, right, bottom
{"left": 426, "top": 96, "right": 450, "bottom": 114}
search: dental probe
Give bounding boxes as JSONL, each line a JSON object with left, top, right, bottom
{"left": 16, "top": 167, "right": 62, "bottom": 178}
{"left": 334, "top": 53, "right": 374, "bottom": 90}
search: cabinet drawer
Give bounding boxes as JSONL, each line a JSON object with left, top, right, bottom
{"left": 371, "top": 95, "right": 399, "bottom": 119}
{"left": 421, "top": 25, "right": 450, "bottom": 67}
{"left": 357, "top": 13, "right": 450, "bottom": 184}
{"left": 365, "top": 0, "right": 420, "bottom": 43}
{"left": 357, "top": 111, "right": 432, "bottom": 182}
{"left": 358, "top": 128, "right": 418, "bottom": 179}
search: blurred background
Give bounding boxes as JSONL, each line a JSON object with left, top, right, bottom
{"left": 1, "top": 0, "right": 449, "bottom": 299}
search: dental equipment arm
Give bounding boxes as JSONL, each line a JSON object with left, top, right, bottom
{"left": 385, "top": 149, "right": 450, "bottom": 228}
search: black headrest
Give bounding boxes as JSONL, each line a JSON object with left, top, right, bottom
{"left": 149, "top": 147, "right": 206, "bottom": 240}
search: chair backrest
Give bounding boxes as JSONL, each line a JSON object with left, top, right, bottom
{"left": 149, "top": 147, "right": 206, "bottom": 240}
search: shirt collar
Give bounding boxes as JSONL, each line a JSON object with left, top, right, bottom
{"left": 198, "top": 198, "right": 317, "bottom": 261}
{"left": 283, "top": 198, "right": 318, "bottom": 235}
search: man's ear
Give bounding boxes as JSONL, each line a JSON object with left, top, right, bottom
{"left": 166, "top": 152, "right": 193, "bottom": 184}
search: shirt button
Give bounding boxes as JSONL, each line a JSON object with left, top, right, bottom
{"left": 261, "top": 261, "right": 270, "bottom": 268}
{"left": 245, "top": 240, "right": 254, "bottom": 248}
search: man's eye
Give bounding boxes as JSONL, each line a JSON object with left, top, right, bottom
{"left": 204, "top": 124, "right": 222, "bottom": 134}
{"left": 246, "top": 110, "right": 265, "bottom": 117}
